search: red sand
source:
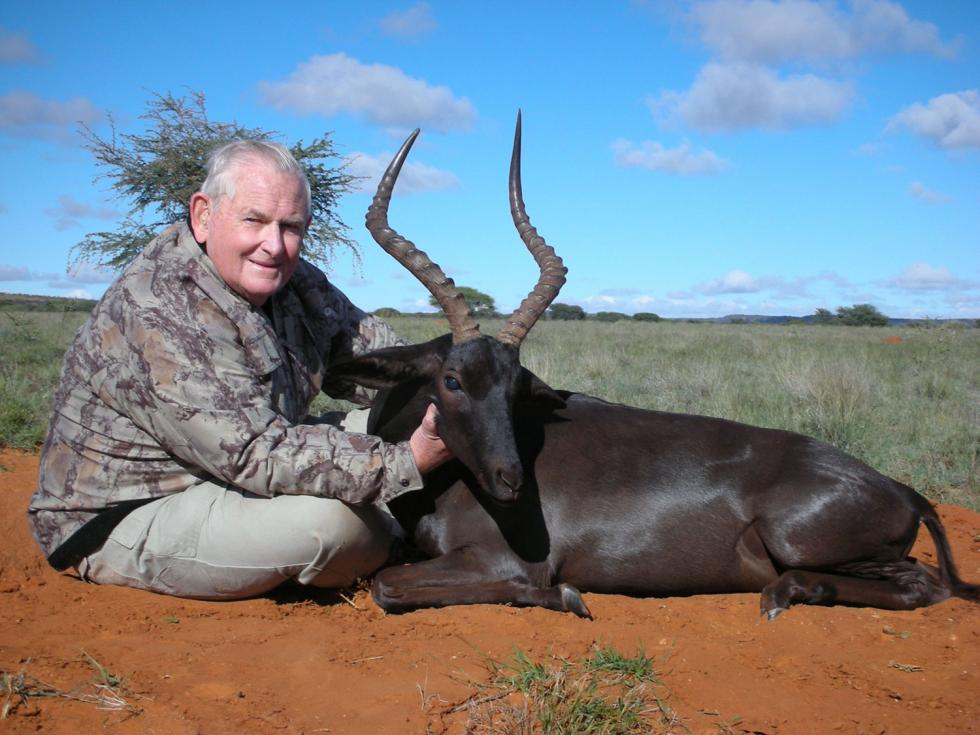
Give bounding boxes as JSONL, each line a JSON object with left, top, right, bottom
{"left": 1, "top": 449, "right": 977, "bottom": 734}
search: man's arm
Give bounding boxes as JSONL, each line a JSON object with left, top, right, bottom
{"left": 100, "top": 300, "right": 424, "bottom": 506}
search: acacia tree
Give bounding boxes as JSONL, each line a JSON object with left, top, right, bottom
{"left": 811, "top": 304, "right": 889, "bottom": 326}
{"left": 548, "top": 303, "right": 586, "bottom": 320}
{"left": 633, "top": 312, "right": 662, "bottom": 322}
{"left": 429, "top": 286, "right": 496, "bottom": 317}
{"left": 73, "top": 91, "right": 359, "bottom": 269}
{"left": 813, "top": 308, "right": 837, "bottom": 324}
{"left": 836, "top": 303, "right": 888, "bottom": 326}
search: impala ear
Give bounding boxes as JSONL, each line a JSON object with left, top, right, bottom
{"left": 520, "top": 368, "right": 566, "bottom": 411}
{"left": 330, "top": 334, "right": 452, "bottom": 389}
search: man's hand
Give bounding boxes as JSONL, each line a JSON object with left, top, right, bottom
{"left": 409, "top": 404, "right": 453, "bottom": 475}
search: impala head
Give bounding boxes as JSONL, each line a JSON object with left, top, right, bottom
{"left": 344, "top": 113, "right": 566, "bottom": 505}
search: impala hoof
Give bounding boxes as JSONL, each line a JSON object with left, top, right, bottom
{"left": 765, "top": 606, "right": 787, "bottom": 621}
{"left": 560, "top": 583, "right": 592, "bottom": 619}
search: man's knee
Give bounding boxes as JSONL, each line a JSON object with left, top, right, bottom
{"left": 288, "top": 498, "right": 394, "bottom": 588}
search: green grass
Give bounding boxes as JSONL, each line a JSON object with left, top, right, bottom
{"left": 452, "top": 645, "right": 713, "bottom": 734}
{"left": 3, "top": 309, "right": 977, "bottom": 509}
{"left": 0, "top": 310, "right": 89, "bottom": 449}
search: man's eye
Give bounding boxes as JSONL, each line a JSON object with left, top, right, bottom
{"left": 444, "top": 376, "right": 461, "bottom": 391}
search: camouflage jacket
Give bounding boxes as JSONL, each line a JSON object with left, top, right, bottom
{"left": 29, "top": 222, "right": 423, "bottom": 568}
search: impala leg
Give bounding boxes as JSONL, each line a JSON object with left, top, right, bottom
{"left": 760, "top": 560, "right": 950, "bottom": 620}
{"left": 372, "top": 548, "right": 591, "bottom": 618}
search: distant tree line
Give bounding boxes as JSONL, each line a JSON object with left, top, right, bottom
{"left": 546, "top": 304, "right": 663, "bottom": 322}
{"left": 0, "top": 293, "right": 97, "bottom": 312}
{"left": 374, "top": 296, "right": 921, "bottom": 329}
{"left": 375, "top": 297, "right": 663, "bottom": 323}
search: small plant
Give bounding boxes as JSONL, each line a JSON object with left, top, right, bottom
{"left": 452, "top": 645, "right": 688, "bottom": 734}
{"left": 1, "top": 654, "right": 140, "bottom": 719}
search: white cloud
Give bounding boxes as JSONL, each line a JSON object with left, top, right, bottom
{"left": 345, "top": 151, "right": 460, "bottom": 194}
{"left": 689, "top": 0, "right": 955, "bottom": 64}
{"left": 696, "top": 269, "right": 774, "bottom": 294}
{"left": 885, "top": 263, "right": 974, "bottom": 291}
{"left": 650, "top": 2, "right": 953, "bottom": 137}
{"left": 258, "top": 53, "right": 475, "bottom": 132}
{"left": 612, "top": 138, "right": 730, "bottom": 175}
{"left": 63, "top": 288, "right": 93, "bottom": 299}
{"left": 654, "top": 62, "right": 853, "bottom": 131}
{"left": 848, "top": 0, "right": 956, "bottom": 57}
{"left": 582, "top": 295, "right": 619, "bottom": 307}
{"left": 0, "top": 262, "right": 116, "bottom": 286}
{"left": 379, "top": 2, "right": 438, "bottom": 39}
{"left": 65, "top": 262, "right": 117, "bottom": 284}
{"left": 0, "top": 90, "right": 101, "bottom": 142}
{"left": 887, "top": 90, "right": 980, "bottom": 150}
{"left": 44, "top": 194, "right": 120, "bottom": 230}
{"left": 0, "top": 26, "right": 41, "bottom": 64}
{"left": 690, "top": 269, "right": 853, "bottom": 297}
{"left": 574, "top": 271, "right": 876, "bottom": 317}
{"left": 0, "top": 264, "right": 31, "bottom": 281}
{"left": 907, "top": 181, "right": 952, "bottom": 204}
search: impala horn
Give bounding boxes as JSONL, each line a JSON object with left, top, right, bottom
{"left": 497, "top": 111, "right": 567, "bottom": 348}
{"left": 365, "top": 129, "right": 481, "bottom": 344}
{"left": 365, "top": 112, "right": 566, "bottom": 348}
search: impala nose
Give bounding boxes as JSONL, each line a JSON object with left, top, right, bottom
{"left": 495, "top": 466, "right": 523, "bottom": 497}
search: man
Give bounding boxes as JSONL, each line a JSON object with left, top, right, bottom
{"left": 28, "top": 140, "right": 451, "bottom": 599}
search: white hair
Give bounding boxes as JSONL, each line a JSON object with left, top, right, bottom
{"left": 200, "top": 140, "right": 311, "bottom": 216}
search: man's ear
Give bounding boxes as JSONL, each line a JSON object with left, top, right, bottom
{"left": 330, "top": 334, "right": 452, "bottom": 389}
{"left": 189, "top": 192, "right": 211, "bottom": 243}
{"left": 520, "top": 368, "right": 566, "bottom": 411}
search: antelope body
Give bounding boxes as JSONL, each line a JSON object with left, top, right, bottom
{"left": 332, "top": 115, "right": 979, "bottom": 618}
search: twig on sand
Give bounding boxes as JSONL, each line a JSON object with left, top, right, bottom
{"left": 338, "top": 592, "right": 363, "bottom": 610}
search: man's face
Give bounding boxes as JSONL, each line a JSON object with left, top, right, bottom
{"left": 190, "top": 159, "right": 309, "bottom": 307}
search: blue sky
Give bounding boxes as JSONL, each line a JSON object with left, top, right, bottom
{"left": 1, "top": 1, "right": 977, "bottom": 318}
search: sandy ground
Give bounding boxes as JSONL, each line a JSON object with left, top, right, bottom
{"left": 1, "top": 448, "right": 978, "bottom": 734}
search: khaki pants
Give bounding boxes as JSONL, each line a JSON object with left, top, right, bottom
{"left": 77, "top": 409, "right": 400, "bottom": 599}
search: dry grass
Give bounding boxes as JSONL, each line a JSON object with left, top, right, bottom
{"left": 1, "top": 652, "right": 142, "bottom": 720}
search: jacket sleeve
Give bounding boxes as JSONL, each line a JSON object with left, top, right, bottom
{"left": 95, "top": 296, "right": 423, "bottom": 505}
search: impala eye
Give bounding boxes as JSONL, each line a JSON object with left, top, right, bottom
{"left": 444, "top": 375, "right": 461, "bottom": 391}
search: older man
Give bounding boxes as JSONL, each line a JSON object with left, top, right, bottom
{"left": 28, "top": 140, "right": 451, "bottom": 599}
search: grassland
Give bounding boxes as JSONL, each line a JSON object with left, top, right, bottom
{"left": 0, "top": 309, "right": 91, "bottom": 448}
{"left": 2, "top": 309, "right": 977, "bottom": 509}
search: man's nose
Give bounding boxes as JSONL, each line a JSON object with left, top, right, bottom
{"left": 261, "top": 224, "right": 286, "bottom": 255}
